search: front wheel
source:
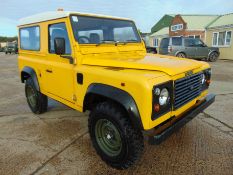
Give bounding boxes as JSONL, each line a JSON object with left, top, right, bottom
{"left": 88, "top": 102, "right": 144, "bottom": 169}
{"left": 25, "top": 77, "right": 48, "bottom": 114}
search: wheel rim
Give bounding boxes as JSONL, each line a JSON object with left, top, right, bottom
{"left": 95, "top": 119, "right": 122, "bottom": 157}
{"left": 26, "top": 86, "right": 37, "bottom": 108}
{"left": 210, "top": 53, "right": 218, "bottom": 61}
{"left": 178, "top": 53, "right": 185, "bottom": 58}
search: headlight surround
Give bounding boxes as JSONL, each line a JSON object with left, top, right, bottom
{"left": 152, "top": 81, "right": 173, "bottom": 120}
{"left": 202, "top": 68, "right": 211, "bottom": 90}
{"left": 159, "top": 88, "right": 170, "bottom": 106}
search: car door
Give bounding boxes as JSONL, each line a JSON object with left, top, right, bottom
{"left": 194, "top": 39, "right": 209, "bottom": 58}
{"left": 43, "top": 21, "right": 75, "bottom": 103}
{"left": 183, "top": 38, "right": 196, "bottom": 58}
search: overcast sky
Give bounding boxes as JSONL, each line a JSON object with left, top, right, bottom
{"left": 0, "top": 0, "right": 233, "bottom": 36}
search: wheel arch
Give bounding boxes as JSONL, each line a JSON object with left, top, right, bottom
{"left": 21, "top": 66, "right": 40, "bottom": 91}
{"left": 83, "top": 83, "right": 143, "bottom": 130}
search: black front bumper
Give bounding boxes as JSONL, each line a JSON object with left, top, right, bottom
{"left": 149, "top": 94, "right": 215, "bottom": 145}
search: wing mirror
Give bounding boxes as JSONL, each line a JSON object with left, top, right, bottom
{"left": 54, "top": 37, "right": 65, "bottom": 55}
{"left": 54, "top": 37, "right": 74, "bottom": 64}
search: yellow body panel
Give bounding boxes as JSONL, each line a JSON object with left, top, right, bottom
{"left": 18, "top": 15, "right": 211, "bottom": 130}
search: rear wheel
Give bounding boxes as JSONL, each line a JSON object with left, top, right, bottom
{"left": 208, "top": 52, "right": 219, "bottom": 62}
{"left": 176, "top": 52, "right": 186, "bottom": 58}
{"left": 88, "top": 101, "right": 144, "bottom": 169}
{"left": 25, "top": 77, "right": 48, "bottom": 114}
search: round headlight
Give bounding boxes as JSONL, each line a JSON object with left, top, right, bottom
{"left": 201, "top": 74, "right": 206, "bottom": 84}
{"left": 159, "top": 88, "right": 170, "bottom": 106}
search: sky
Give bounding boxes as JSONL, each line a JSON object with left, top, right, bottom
{"left": 0, "top": 0, "right": 233, "bottom": 36}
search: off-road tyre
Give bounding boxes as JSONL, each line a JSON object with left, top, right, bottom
{"left": 25, "top": 77, "right": 48, "bottom": 114}
{"left": 88, "top": 101, "right": 144, "bottom": 169}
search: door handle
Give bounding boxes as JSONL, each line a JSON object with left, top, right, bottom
{"left": 46, "top": 69, "right": 53, "bottom": 73}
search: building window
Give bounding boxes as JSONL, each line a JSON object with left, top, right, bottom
{"left": 171, "top": 24, "right": 183, "bottom": 32}
{"left": 188, "top": 35, "right": 201, "bottom": 39}
{"left": 19, "top": 26, "right": 40, "bottom": 51}
{"left": 153, "top": 38, "right": 158, "bottom": 47}
{"left": 213, "top": 33, "right": 218, "bottom": 46}
{"left": 212, "top": 31, "right": 232, "bottom": 47}
{"left": 226, "top": 31, "right": 232, "bottom": 45}
{"left": 188, "top": 35, "right": 195, "bottom": 38}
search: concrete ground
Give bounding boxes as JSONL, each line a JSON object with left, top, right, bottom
{"left": 0, "top": 53, "right": 232, "bottom": 175}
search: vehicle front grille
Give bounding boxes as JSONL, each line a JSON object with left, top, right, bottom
{"left": 174, "top": 73, "right": 202, "bottom": 109}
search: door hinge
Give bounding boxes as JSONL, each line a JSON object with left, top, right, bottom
{"left": 72, "top": 94, "right": 77, "bottom": 101}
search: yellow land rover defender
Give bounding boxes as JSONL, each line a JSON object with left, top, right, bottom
{"left": 18, "top": 11, "right": 215, "bottom": 169}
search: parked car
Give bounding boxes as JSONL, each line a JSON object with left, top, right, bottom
{"left": 0, "top": 47, "right": 5, "bottom": 52}
{"left": 5, "top": 42, "right": 18, "bottom": 54}
{"left": 159, "top": 37, "right": 220, "bottom": 62}
{"left": 18, "top": 11, "right": 215, "bottom": 169}
{"left": 146, "top": 46, "right": 157, "bottom": 54}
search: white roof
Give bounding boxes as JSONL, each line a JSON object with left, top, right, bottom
{"left": 18, "top": 11, "right": 131, "bottom": 26}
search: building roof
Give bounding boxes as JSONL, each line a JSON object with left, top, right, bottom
{"left": 18, "top": 11, "right": 131, "bottom": 26}
{"left": 150, "top": 14, "right": 220, "bottom": 33}
{"left": 207, "top": 13, "right": 233, "bottom": 29}
{"left": 150, "top": 27, "right": 169, "bottom": 37}
{"left": 181, "top": 15, "right": 219, "bottom": 30}
{"left": 151, "top": 15, "right": 174, "bottom": 33}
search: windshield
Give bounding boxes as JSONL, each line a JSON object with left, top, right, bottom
{"left": 70, "top": 15, "right": 141, "bottom": 44}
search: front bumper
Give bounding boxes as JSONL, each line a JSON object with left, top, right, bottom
{"left": 148, "top": 93, "right": 215, "bottom": 145}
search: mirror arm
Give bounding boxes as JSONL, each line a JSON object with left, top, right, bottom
{"left": 60, "top": 55, "right": 74, "bottom": 64}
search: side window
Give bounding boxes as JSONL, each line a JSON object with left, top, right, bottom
{"left": 184, "top": 38, "right": 195, "bottom": 47}
{"left": 20, "top": 26, "right": 40, "bottom": 51}
{"left": 172, "top": 37, "right": 182, "bottom": 46}
{"left": 49, "top": 23, "right": 71, "bottom": 54}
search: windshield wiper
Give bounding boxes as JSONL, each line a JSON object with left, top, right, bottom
{"left": 96, "top": 40, "right": 117, "bottom": 46}
{"left": 96, "top": 39, "right": 138, "bottom": 46}
{"left": 126, "top": 39, "right": 138, "bottom": 43}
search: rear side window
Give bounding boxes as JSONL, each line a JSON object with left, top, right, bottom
{"left": 19, "top": 26, "right": 40, "bottom": 51}
{"left": 160, "top": 38, "right": 169, "bottom": 47}
{"left": 172, "top": 37, "right": 182, "bottom": 46}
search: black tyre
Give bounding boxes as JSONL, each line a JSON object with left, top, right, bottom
{"left": 208, "top": 52, "right": 219, "bottom": 62}
{"left": 25, "top": 77, "right": 48, "bottom": 114}
{"left": 176, "top": 52, "right": 186, "bottom": 58}
{"left": 88, "top": 102, "right": 144, "bottom": 169}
